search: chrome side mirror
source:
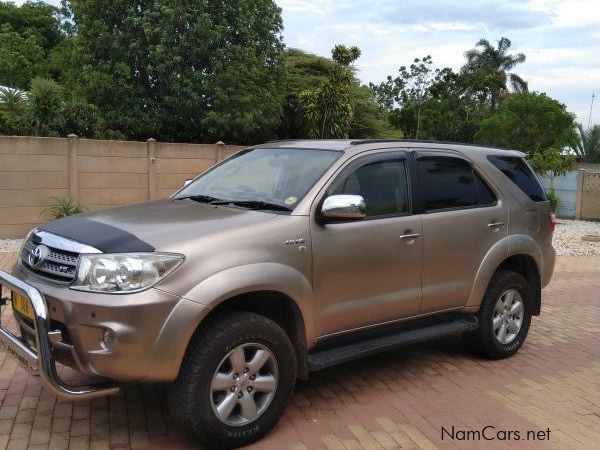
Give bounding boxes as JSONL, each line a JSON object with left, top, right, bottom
{"left": 321, "top": 195, "right": 366, "bottom": 220}
{"left": 183, "top": 179, "right": 193, "bottom": 187}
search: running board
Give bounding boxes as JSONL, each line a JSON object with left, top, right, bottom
{"left": 307, "top": 316, "right": 479, "bottom": 371}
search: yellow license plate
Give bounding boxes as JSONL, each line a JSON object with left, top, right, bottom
{"left": 11, "top": 291, "right": 34, "bottom": 321}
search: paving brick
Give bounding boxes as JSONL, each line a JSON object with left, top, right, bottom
{"left": 1, "top": 255, "right": 599, "bottom": 449}
{"left": 5, "top": 438, "right": 27, "bottom": 450}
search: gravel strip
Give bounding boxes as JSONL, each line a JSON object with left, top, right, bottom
{"left": 553, "top": 219, "right": 600, "bottom": 256}
{"left": 1, "top": 219, "right": 599, "bottom": 256}
{"left": 0, "top": 239, "right": 23, "bottom": 253}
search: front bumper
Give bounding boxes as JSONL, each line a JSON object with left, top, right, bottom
{"left": 0, "top": 269, "right": 120, "bottom": 401}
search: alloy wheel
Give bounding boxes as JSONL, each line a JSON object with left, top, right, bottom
{"left": 210, "top": 343, "right": 278, "bottom": 426}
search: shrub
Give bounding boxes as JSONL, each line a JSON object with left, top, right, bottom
{"left": 42, "top": 197, "right": 84, "bottom": 220}
{"left": 546, "top": 189, "right": 561, "bottom": 212}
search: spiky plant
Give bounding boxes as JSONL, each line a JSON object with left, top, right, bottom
{"left": 574, "top": 123, "right": 600, "bottom": 163}
{"left": 42, "top": 197, "right": 84, "bottom": 220}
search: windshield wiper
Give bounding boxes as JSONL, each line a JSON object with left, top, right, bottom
{"left": 210, "top": 200, "right": 292, "bottom": 212}
{"left": 175, "top": 194, "right": 223, "bottom": 203}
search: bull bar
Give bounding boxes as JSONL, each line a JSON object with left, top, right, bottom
{"left": 0, "top": 269, "right": 120, "bottom": 401}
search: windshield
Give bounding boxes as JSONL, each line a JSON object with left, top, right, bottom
{"left": 174, "top": 147, "right": 341, "bottom": 210}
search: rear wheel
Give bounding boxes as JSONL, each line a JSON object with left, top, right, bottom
{"left": 170, "top": 311, "right": 296, "bottom": 449}
{"left": 464, "top": 270, "right": 532, "bottom": 359}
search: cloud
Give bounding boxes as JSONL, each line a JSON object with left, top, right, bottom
{"left": 373, "top": 0, "right": 553, "bottom": 30}
{"left": 277, "top": 0, "right": 600, "bottom": 125}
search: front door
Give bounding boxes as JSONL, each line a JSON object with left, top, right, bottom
{"left": 311, "top": 151, "right": 423, "bottom": 338}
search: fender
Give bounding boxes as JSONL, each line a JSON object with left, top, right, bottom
{"left": 147, "top": 263, "right": 314, "bottom": 381}
{"left": 465, "top": 234, "right": 543, "bottom": 309}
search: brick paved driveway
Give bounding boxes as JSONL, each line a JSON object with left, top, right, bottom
{"left": 1, "top": 252, "right": 599, "bottom": 450}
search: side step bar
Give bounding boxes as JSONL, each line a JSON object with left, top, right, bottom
{"left": 308, "top": 316, "right": 479, "bottom": 371}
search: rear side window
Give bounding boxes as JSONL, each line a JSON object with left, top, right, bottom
{"left": 417, "top": 156, "right": 477, "bottom": 211}
{"left": 487, "top": 156, "right": 547, "bottom": 202}
{"left": 474, "top": 172, "right": 497, "bottom": 206}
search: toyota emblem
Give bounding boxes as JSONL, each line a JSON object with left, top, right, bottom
{"left": 28, "top": 244, "right": 49, "bottom": 269}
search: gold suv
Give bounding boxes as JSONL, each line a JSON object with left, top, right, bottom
{"left": 0, "top": 140, "right": 556, "bottom": 448}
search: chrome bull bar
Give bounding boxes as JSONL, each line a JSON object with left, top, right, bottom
{"left": 0, "top": 269, "right": 120, "bottom": 401}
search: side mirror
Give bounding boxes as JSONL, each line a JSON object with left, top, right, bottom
{"left": 183, "top": 179, "right": 193, "bottom": 187}
{"left": 321, "top": 195, "right": 366, "bottom": 220}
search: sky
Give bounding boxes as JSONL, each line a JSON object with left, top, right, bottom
{"left": 15, "top": 0, "right": 600, "bottom": 127}
{"left": 276, "top": 0, "right": 600, "bottom": 127}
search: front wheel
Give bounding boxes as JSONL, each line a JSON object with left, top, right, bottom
{"left": 170, "top": 311, "right": 297, "bottom": 449}
{"left": 464, "top": 270, "right": 532, "bottom": 359}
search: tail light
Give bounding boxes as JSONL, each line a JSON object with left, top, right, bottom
{"left": 549, "top": 212, "right": 557, "bottom": 231}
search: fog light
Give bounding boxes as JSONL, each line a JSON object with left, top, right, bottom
{"left": 101, "top": 328, "right": 116, "bottom": 351}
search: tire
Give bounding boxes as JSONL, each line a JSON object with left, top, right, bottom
{"left": 464, "top": 270, "right": 532, "bottom": 359}
{"left": 169, "top": 311, "right": 297, "bottom": 449}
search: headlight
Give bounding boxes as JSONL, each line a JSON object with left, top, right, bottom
{"left": 71, "top": 253, "right": 183, "bottom": 293}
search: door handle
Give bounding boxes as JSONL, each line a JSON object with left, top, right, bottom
{"left": 488, "top": 220, "right": 505, "bottom": 229}
{"left": 399, "top": 233, "right": 422, "bottom": 240}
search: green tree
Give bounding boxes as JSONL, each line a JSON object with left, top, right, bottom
{"left": 68, "top": 0, "right": 285, "bottom": 143}
{"left": 370, "top": 57, "right": 488, "bottom": 141}
{"left": 0, "top": 1, "right": 63, "bottom": 52}
{"left": 298, "top": 44, "right": 360, "bottom": 139}
{"left": 420, "top": 68, "right": 483, "bottom": 143}
{"left": 529, "top": 147, "right": 575, "bottom": 189}
{"left": 370, "top": 56, "right": 436, "bottom": 139}
{"left": 0, "top": 24, "right": 48, "bottom": 89}
{"left": 475, "top": 92, "right": 578, "bottom": 154}
{"left": 27, "top": 76, "right": 64, "bottom": 136}
{"left": 279, "top": 48, "right": 336, "bottom": 139}
{"left": 282, "top": 48, "right": 397, "bottom": 139}
{"left": 0, "top": 1, "right": 66, "bottom": 88}
{"left": 59, "top": 97, "right": 126, "bottom": 139}
{"left": 574, "top": 123, "right": 600, "bottom": 163}
{"left": 462, "top": 37, "right": 527, "bottom": 110}
{"left": 348, "top": 84, "right": 403, "bottom": 139}
{"left": 529, "top": 147, "right": 576, "bottom": 212}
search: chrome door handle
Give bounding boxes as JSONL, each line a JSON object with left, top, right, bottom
{"left": 399, "top": 233, "right": 422, "bottom": 240}
{"left": 488, "top": 221, "right": 505, "bottom": 229}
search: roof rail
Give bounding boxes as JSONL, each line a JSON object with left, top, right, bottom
{"left": 349, "top": 139, "right": 521, "bottom": 153}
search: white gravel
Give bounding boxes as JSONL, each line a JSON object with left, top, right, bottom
{"left": 0, "top": 239, "right": 22, "bottom": 253}
{"left": 1, "top": 219, "right": 599, "bottom": 256}
{"left": 553, "top": 219, "right": 600, "bottom": 256}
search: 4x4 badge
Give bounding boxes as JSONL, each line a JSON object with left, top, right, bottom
{"left": 283, "top": 238, "right": 305, "bottom": 245}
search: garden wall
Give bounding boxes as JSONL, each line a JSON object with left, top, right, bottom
{"left": 0, "top": 136, "right": 244, "bottom": 238}
{"left": 539, "top": 164, "right": 600, "bottom": 221}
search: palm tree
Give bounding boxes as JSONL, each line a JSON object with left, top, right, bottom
{"left": 0, "top": 86, "right": 27, "bottom": 116}
{"left": 574, "top": 123, "right": 600, "bottom": 163}
{"left": 463, "top": 37, "right": 527, "bottom": 110}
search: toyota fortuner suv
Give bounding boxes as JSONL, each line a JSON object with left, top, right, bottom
{"left": 0, "top": 139, "right": 555, "bottom": 448}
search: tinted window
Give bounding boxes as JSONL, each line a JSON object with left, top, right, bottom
{"left": 488, "top": 156, "right": 547, "bottom": 201}
{"left": 418, "top": 156, "right": 477, "bottom": 211}
{"left": 474, "top": 172, "right": 497, "bottom": 206}
{"left": 331, "top": 159, "right": 409, "bottom": 217}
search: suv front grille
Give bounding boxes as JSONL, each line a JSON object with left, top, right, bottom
{"left": 21, "top": 238, "right": 79, "bottom": 282}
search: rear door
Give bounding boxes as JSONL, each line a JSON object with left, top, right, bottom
{"left": 416, "top": 151, "right": 508, "bottom": 314}
{"left": 487, "top": 155, "right": 554, "bottom": 251}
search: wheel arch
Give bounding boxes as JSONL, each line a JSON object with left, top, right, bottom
{"left": 150, "top": 263, "right": 313, "bottom": 382}
{"left": 495, "top": 254, "right": 542, "bottom": 316}
{"left": 467, "top": 235, "right": 543, "bottom": 315}
{"left": 202, "top": 290, "right": 309, "bottom": 380}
